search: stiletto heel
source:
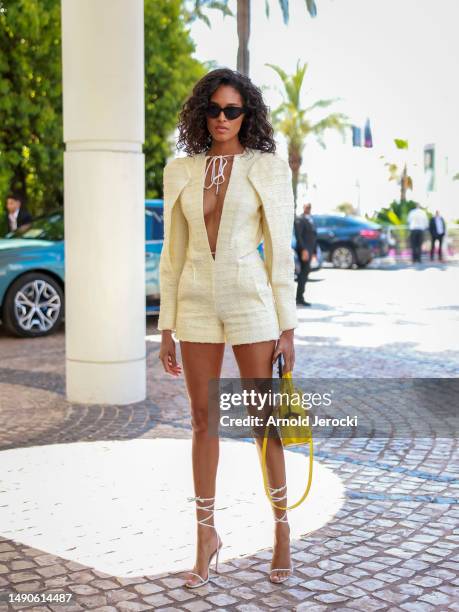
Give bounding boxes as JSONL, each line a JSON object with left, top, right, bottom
{"left": 268, "top": 484, "right": 294, "bottom": 584}
{"left": 184, "top": 495, "right": 223, "bottom": 589}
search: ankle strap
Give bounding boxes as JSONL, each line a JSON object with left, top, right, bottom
{"left": 268, "top": 485, "right": 289, "bottom": 523}
{"left": 268, "top": 483, "right": 287, "bottom": 502}
{"left": 187, "top": 495, "right": 216, "bottom": 528}
{"left": 274, "top": 510, "right": 289, "bottom": 523}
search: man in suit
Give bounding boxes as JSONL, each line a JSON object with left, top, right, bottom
{"left": 5, "top": 193, "right": 32, "bottom": 234}
{"left": 294, "top": 202, "right": 317, "bottom": 307}
{"left": 429, "top": 210, "right": 446, "bottom": 261}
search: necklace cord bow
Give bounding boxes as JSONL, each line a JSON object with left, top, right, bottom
{"left": 204, "top": 155, "right": 230, "bottom": 195}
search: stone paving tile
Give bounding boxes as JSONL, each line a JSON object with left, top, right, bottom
{"left": 235, "top": 605, "right": 267, "bottom": 612}
{"left": 181, "top": 600, "right": 213, "bottom": 611}
{"left": 351, "top": 595, "right": 387, "bottom": 611}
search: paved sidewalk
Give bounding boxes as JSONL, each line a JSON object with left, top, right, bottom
{"left": 0, "top": 263, "right": 458, "bottom": 611}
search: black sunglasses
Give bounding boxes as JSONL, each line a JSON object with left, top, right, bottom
{"left": 206, "top": 102, "right": 247, "bottom": 120}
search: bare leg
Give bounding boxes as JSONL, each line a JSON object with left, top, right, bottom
{"left": 180, "top": 340, "right": 225, "bottom": 587}
{"left": 232, "top": 339, "right": 292, "bottom": 583}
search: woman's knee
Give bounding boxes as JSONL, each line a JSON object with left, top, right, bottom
{"left": 190, "top": 401, "right": 210, "bottom": 434}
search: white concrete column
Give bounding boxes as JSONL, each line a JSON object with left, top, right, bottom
{"left": 61, "top": 0, "right": 146, "bottom": 404}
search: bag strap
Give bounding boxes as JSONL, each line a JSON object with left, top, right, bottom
{"left": 261, "top": 358, "right": 313, "bottom": 511}
{"left": 261, "top": 428, "right": 313, "bottom": 511}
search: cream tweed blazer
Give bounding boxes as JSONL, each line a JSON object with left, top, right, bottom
{"left": 157, "top": 148, "right": 298, "bottom": 336}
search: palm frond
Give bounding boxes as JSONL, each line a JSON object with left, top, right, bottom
{"left": 207, "top": 1, "right": 233, "bottom": 17}
{"left": 184, "top": 0, "right": 233, "bottom": 26}
{"left": 290, "top": 61, "right": 307, "bottom": 106}
{"left": 305, "top": 0, "right": 318, "bottom": 17}
{"left": 387, "top": 210, "right": 402, "bottom": 225}
{"left": 310, "top": 112, "right": 350, "bottom": 134}
{"left": 304, "top": 97, "right": 341, "bottom": 113}
{"left": 278, "top": 0, "right": 289, "bottom": 24}
{"left": 316, "top": 136, "right": 327, "bottom": 149}
{"left": 265, "top": 62, "right": 289, "bottom": 85}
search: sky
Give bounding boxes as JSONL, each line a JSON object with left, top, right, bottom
{"left": 188, "top": 0, "right": 459, "bottom": 219}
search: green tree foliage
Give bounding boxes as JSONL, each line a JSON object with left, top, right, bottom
{"left": 370, "top": 199, "right": 433, "bottom": 246}
{"left": 0, "top": 0, "right": 63, "bottom": 216}
{"left": 0, "top": 0, "right": 205, "bottom": 219}
{"left": 372, "top": 199, "right": 427, "bottom": 226}
{"left": 144, "top": 0, "right": 205, "bottom": 199}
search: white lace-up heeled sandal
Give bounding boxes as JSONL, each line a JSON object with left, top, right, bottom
{"left": 184, "top": 495, "right": 223, "bottom": 589}
{"left": 268, "top": 483, "right": 295, "bottom": 584}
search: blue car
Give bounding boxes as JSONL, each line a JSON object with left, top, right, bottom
{"left": 313, "top": 214, "right": 389, "bottom": 269}
{"left": 0, "top": 202, "right": 164, "bottom": 337}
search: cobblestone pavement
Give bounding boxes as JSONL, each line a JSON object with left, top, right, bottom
{"left": 0, "top": 262, "right": 458, "bottom": 611}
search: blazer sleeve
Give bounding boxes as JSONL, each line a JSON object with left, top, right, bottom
{"left": 258, "top": 155, "right": 298, "bottom": 332}
{"left": 157, "top": 158, "right": 189, "bottom": 332}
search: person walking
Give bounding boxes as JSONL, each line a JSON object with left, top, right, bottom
{"left": 429, "top": 210, "right": 446, "bottom": 261}
{"left": 294, "top": 202, "right": 317, "bottom": 306}
{"left": 157, "top": 68, "right": 298, "bottom": 588}
{"left": 5, "top": 193, "right": 32, "bottom": 234}
{"left": 407, "top": 203, "right": 428, "bottom": 263}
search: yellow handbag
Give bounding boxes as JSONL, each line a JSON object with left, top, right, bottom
{"left": 261, "top": 355, "right": 313, "bottom": 511}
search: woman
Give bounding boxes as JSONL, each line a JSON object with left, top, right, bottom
{"left": 158, "top": 68, "right": 298, "bottom": 587}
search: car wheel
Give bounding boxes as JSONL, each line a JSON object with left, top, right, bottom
{"left": 2, "top": 272, "right": 64, "bottom": 337}
{"left": 331, "top": 246, "right": 356, "bottom": 269}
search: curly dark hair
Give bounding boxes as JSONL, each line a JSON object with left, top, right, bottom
{"left": 176, "top": 68, "right": 276, "bottom": 156}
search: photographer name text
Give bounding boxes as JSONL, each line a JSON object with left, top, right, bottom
{"left": 220, "top": 414, "right": 358, "bottom": 428}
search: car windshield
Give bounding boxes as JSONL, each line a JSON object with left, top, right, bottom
{"left": 4, "top": 212, "right": 64, "bottom": 241}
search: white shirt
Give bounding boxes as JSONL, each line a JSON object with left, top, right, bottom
{"left": 407, "top": 207, "right": 428, "bottom": 231}
{"left": 8, "top": 209, "right": 19, "bottom": 231}
{"left": 434, "top": 216, "right": 445, "bottom": 235}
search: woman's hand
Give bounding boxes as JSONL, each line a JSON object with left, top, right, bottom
{"left": 272, "top": 329, "right": 295, "bottom": 374}
{"left": 159, "top": 331, "right": 182, "bottom": 376}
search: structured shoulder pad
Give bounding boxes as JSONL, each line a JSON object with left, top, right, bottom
{"left": 247, "top": 151, "right": 293, "bottom": 212}
{"left": 248, "top": 151, "right": 290, "bottom": 181}
{"left": 164, "top": 156, "right": 191, "bottom": 181}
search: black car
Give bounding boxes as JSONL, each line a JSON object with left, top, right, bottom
{"left": 313, "top": 214, "right": 389, "bottom": 269}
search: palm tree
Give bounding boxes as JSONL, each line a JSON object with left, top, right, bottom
{"left": 184, "top": 0, "right": 317, "bottom": 75}
{"left": 267, "top": 60, "right": 350, "bottom": 206}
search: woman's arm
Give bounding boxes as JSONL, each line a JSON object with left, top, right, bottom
{"left": 258, "top": 155, "right": 299, "bottom": 332}
{"left": 157, "top": 158, "right": 189, "bottom": 332}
